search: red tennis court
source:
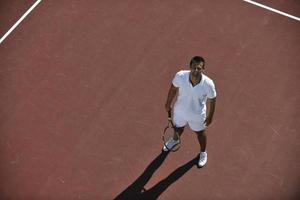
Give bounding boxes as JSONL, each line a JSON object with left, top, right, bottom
{"left": 0, "top": 0, "right": 299, "bottom": 199}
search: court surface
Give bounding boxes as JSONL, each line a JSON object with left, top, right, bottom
{"left": 0, "top": 1, "right": 299, "bottom": 199}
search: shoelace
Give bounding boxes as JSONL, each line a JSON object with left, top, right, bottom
{"left": 200, "top": 154, "right": 206, "bottom": 161}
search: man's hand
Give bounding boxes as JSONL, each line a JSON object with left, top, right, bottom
{"left": 204, "top": 97, "right": 216, "bottom": 127}
{"left": 204, "top": 116, "right": 213, "bottom": 127}
{"left": 165, "top": 104, "right": 172, "bottom": 121}
{"left": 165, "top": 84, "right": 178, "bottom": 121}
{"left": 165, "top": 103, "right": 171, "bottom": 113}
{"left": 165, "top": 84, "right": 177, "bottom": 112}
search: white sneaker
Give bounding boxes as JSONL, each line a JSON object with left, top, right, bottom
{"left": 163, "top": 138, "right": 180, "bottom": 152}
{"left": 198, "top": 151, "right": 207, "bottom": 167}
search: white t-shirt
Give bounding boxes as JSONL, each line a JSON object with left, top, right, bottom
{"left": 172, "top": 70, "right": 217, "bottom": 117}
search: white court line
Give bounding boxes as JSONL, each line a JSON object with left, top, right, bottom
{"left": 243, "top": 0, "right": 300, "bottom": 22}
{"left": 0, "top": 0, "right": 43, "bottom": 44}
{"left": 1, "top": 0, "right": 298, "bottom": 45}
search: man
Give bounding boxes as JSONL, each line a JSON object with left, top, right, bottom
{"left": 163, "top": 56, "right": 217, "bottom": 168}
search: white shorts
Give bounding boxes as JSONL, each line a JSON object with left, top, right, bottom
{"left": 172, "top": 111, "right": 206, "bottom": 132}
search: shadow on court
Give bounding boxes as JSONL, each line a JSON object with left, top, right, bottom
{"left": 114, "top": 151, "right": 198, "bottom": 200}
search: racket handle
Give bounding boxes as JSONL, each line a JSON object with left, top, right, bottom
{"left": 168, "top": 110, "right": 172, "bottom": 121}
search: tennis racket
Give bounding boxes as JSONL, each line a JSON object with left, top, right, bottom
{"left": 162, "top": 110, "right": 181, "bottom": 151}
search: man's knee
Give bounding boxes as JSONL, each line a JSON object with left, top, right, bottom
{"left": 195, "top": 130, "right": 206, "bottom": 137}
{"left": 174, "top": 126, "right": 184, "bottom": 134}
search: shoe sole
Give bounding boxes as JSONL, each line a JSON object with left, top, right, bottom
{"left": 197, "top": 164, "right": 205, "bottom": 168}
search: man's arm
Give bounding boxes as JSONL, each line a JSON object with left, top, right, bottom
{"left": 165, "top": 84, "right": 178, "bottom": 112}
{"left": 204, "top": 97, "right": 216, "bottom": 126}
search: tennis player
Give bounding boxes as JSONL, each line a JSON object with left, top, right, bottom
{"left": 163, "top": 56, "right": 217, "bottom": 167}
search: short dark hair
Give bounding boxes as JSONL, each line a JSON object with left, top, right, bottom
{"left": 190, "top": 56, "right": 205, "bottom": 67}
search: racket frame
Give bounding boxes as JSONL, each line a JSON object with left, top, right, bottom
{"left": 162, "top": 111, "right": 181, "bottom": 151}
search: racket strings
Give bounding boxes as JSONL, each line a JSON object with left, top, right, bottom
{"left": 163, "top": 124, "right": 181, "bottom": 151}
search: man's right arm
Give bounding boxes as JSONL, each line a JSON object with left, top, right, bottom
{"left": 165, "top": 84, "right": 178, "bottom": 112}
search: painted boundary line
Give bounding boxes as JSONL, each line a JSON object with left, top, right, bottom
{"left": 0, "top": 0, "right": 43, "bottom": 44}
{"left": 243, "top": 0, "right": 300, "bottom": 22}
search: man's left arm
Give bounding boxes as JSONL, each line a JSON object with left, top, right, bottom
{"left": 204, "top": 97, "right": 216, "bottom": 127}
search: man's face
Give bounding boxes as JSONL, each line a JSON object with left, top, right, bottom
{"left": 190, "top": 62, "right": 204, "bottom": 76}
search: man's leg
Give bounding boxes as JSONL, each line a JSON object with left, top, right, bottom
{"left": 174, "top": 126, "right": 185, "bottom": 140}
{"left": 195, "top": 129, "right": 208, "bottom": 167}
{"left": 163, "top": 111, "right": 187, "bottom": 151}
{"left": 172, "top": 111, "right": 186, "bottom": 141}
{"left": 195, "top": 130, "right": 206, "bottom": 152}
{"left": 162, "top": 126, "right": 185, "bottom": 152}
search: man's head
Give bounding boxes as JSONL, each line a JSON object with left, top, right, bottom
{"left": 190, "top": 56, "right": 205, "bottom": 77}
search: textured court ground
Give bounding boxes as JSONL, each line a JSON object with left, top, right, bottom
{"left": 0, "top": 1, "right": 299, "bottom": 199}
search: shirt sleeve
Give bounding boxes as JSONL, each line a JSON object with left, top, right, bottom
{"left": 172, "top": 71, "right": 182, "bottom": 87}
{"left": 207, "top": 80, "right": 217, "bottom": 99}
